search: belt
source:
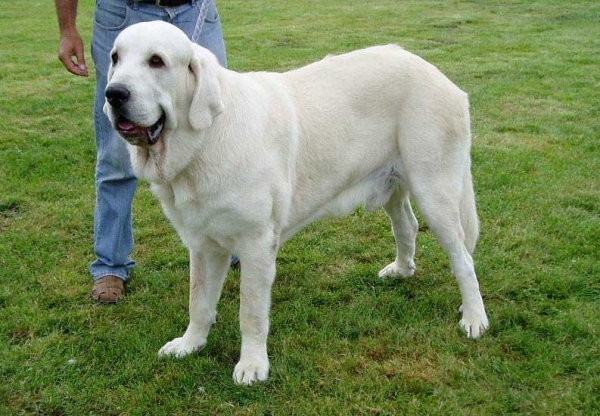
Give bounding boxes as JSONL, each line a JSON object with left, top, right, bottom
{"left": 138, "top": 0, "right": 193, "bottom": 7}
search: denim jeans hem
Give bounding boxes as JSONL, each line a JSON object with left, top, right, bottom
{"left": 92, "top": 271, "right": 129, "bottom": 282}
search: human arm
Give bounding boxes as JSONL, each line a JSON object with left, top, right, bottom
{"left": 55, "top": 0, "right": 89, "bottom": 77}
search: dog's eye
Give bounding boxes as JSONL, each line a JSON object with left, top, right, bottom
{"left": 111, "top": 52, "right": 119, "bottom": 66}
{"left": 149, "top": 55, "right": 165, "bottom": 69}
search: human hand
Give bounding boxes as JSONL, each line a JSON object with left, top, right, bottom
{"left": 58, "top": 33, "right": 89, "bottom": 77}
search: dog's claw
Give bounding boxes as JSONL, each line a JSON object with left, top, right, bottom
{"left": 233, "top": 359, "right": 269, "bottom": 385}
{"left": 458, "top": 305, "right": 489, "bottom": 339}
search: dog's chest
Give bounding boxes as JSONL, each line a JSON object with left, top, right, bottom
{"left": 150, "top": 179, "right": 240, "bottom": 250}
{"left": 151, "top": 180, "right": 209, "bottom": 237}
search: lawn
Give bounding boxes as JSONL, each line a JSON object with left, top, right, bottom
{"left": 0, "top": 0, "right": 598, "bottom": 414}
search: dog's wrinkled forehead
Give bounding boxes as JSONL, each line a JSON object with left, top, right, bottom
{"left": 112, "top": 21, "right": 192, "bottom": 63}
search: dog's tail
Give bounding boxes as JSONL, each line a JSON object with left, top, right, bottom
{"left": 460, "top": 163, "right": 479, "bottom": 255}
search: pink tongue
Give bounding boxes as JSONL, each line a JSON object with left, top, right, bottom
{"left": 118, "top": 121, "right": 144, "bottom": 132}
{"left": 119, "top": 120, "right": 134, "bottom": 130}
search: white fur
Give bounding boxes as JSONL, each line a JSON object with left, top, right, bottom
{"left": 105, "top": 21, "right": 489, "bottom": 385}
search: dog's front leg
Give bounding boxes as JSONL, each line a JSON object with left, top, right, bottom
{"left": 158, "top": 247, "right": 230, "bottom": 358}
{"left": 233, "top": 237, "right": 277, "bottom": 385}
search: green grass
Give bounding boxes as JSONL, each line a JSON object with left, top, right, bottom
{"left": 1, "top": 0, "right": 599, "bottom": 413}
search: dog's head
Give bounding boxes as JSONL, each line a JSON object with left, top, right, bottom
{"left": 104, "top": 21, "right": 224, "bottom": 149}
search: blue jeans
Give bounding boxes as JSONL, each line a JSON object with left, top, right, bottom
{"left": 90, "top": 0, "right": 227, "bottom": 281}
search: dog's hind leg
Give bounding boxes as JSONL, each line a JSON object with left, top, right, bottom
{"left": 378, "top": 189, "right": 419, "bottom": 279}
{"left": 158, "top": 246, "right": 230, "bottom": 357}
{"left": 394, "top": 87, "right": 487, "bottom": 338}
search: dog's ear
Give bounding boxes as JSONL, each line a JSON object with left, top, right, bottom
{"left": 188, "top": 45, "right": 224, "bottom": 130}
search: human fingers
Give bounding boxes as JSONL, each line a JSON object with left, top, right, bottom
{"left": 58, "top": 36, "right": 89, "bottom": 77}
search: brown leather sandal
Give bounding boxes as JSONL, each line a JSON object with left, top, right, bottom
{"left": 91, "top": 275, "right": 125, "bottom": 304}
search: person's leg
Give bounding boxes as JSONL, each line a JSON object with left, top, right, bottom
{"left": 90, "top": 0, "right": 140, "bottom": 298}
{"left": 90, "top": 0, "right": 169, "bottom": 302}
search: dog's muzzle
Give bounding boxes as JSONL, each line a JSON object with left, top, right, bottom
{"left": 105, "top": 83, "right": 165, "bottom": 146}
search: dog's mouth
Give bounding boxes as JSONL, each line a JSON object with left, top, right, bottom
{"left": 116, "top": 113, "right": 166, "bottom": 146}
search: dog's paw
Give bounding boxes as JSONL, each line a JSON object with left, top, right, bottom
{"left": 378, "top": 259, "right": 416, "bottom": 279}
{"left": 458, "top": 305, "right": 489, "bottom": 339}
{"left": 158, "top": 336, "right": 205, "bottom": 358}
{"left": 233, "top": 358, "right": 269, "bottom": 385}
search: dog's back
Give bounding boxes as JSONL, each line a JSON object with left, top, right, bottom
{"left": 278, "top": 45, "right": 471, "bottom": 238}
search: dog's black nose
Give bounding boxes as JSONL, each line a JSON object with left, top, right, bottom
{"left": 105, "top": 83, "right": 131, "bottom": 108}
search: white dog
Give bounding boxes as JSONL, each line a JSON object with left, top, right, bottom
{"left": 104, "top": 21, "right": 488, "bottom": 385}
